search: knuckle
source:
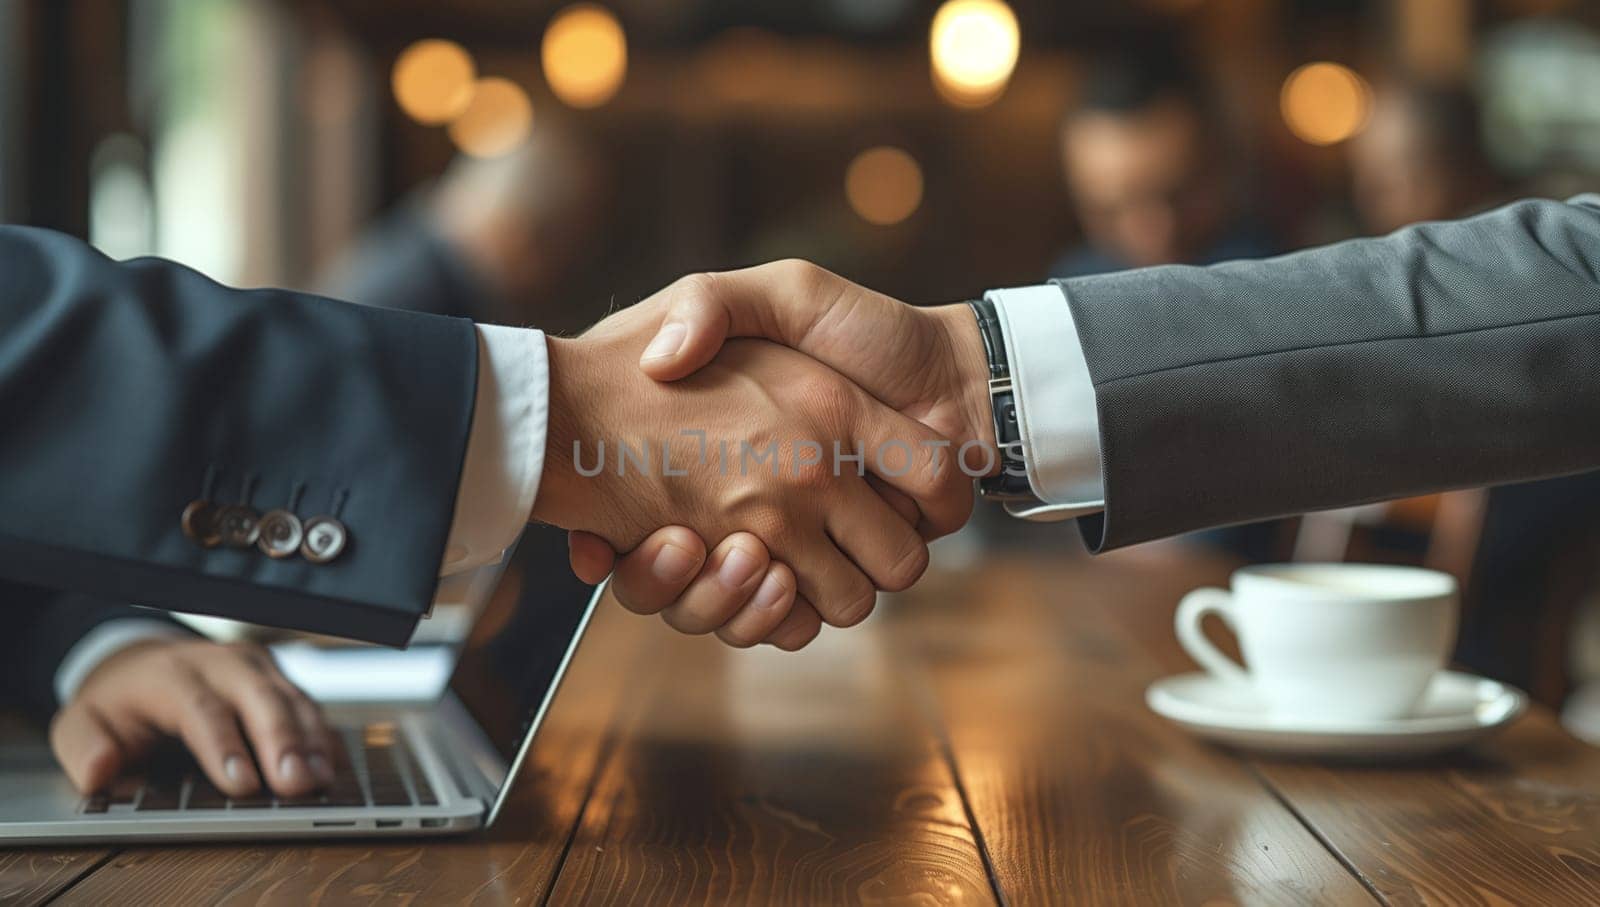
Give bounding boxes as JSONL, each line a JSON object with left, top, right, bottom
{"left": 244, "top": 679, "right": 284, "bottom": 707}
{"left": 612, "top": 582, "right": 657, "bottom": 615}
{"left": 771, "top": 258, "right": 835, "bottom": 300}
{"left": 788, "top": 371, "right": 858, "bottom": 423}
{"left": 771, "top": 258, "right": 820, "bottom": 283}
{"left": 261, "top": 715, "right": 301, "bottom": 742}
{"left": 881, "top": 537, "right": 930, "bottom": 592}
{"left": 190, "top": 689, "right": 229, "bottom": 720}
{"left": 669, "top": 271, "right": 721, "bottom": 308}
{"left": 716, "top": 624, "right": 761, "bottom": 649}
{"left": 741, "top": 505, "right": 792, "bottom": 543}
{"left": 829, "top": 584, "right": 878, "bottom": 628}
{"left": 771, "top": 622, "right": 820, "bottom": 651}
{"left": 661, "top": 608, "right": 716, "bottom": 636}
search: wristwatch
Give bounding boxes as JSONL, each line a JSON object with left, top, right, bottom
{"left": 967, "top": 298, "right": 1036, "bottom": 501}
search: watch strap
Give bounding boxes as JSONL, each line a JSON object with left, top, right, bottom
{"left": 968, "top": 299, "right": 1034, "bottom": 500}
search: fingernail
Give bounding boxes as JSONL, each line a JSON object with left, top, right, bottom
{"left": 652, "top": 542, "right": 699, "bottom": 582}
{"left": 640, "top": 322, "right": 687, "bottom": 361}
{"left": 751, "top": 571, "right": 790, "bottom": 611}
{"left": 279, "top": 752, "right": 306, "bottom": 785}
{"left": 718, "top": 547, "right": 761, "bottom": 589}
{"left": 308, "top": 753, "right": 334, "bottom": 784}
{"left": 224, "top": 755, "right": 246, "bottom": 783}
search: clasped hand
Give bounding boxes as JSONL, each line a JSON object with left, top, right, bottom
{"left": 536, "top": 261, "right": 997, "bottom": 649}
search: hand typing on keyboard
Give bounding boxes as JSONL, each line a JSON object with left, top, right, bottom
{"left": 49, "top": 639, "right": 336, "bottom": 800}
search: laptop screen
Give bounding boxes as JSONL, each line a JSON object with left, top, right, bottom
{"left": 444, "top": 523, "right": 600, "bottom": 764}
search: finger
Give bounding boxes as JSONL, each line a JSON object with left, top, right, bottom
{"left": 850, "top": 399, "right": 975, "bottom": 540}
{"left": 153, "top": 668, "right": 263, "bottom": 798}
{"left": 611, "top": 526, "right": 709, "bottom": 615}
{"left": 639, "top": 260, "right": 848, "bottom": 382}
{"left": 660, "top": 533, "right": 771, "bottom": 635}
{"left": 49, "top": 703, "right": 125, "bottom": 794}
{"left": 568, "top": 531, "right": 618, "bottom": 584}
{"left": 716, "top": 561, "right": 798, "bottom": 648}
{"left": 764, "top": 596, "right": 824, "bottom": 651}
{"left": 264, "top": 665, "right": 337, "bottom": 786}
{"left": 867, "top": 474, "right": 923, "bottom": 528}
{"left": 780, "top": 532, "right": 879, "bottom": 629}
{"left": 201, "top": 655, "right": 317, "bottom": 797}
{"left": 826, "top": 481, "right": 929, "bottom": 594}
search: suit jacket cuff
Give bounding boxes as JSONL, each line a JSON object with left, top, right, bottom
{"left": 987, "top": 284, "right": 1106, "bottom": 520}
{"left": 439, "top": 325, "right": 547, "bottom": 582}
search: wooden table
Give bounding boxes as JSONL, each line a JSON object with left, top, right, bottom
{"left": 9, "top": 548, "right": 1600, "bottom": 905}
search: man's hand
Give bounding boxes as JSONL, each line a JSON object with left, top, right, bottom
{"left": 536, "top": 319, "right": 973, "bottom": 632}
{"left": 638, "top": 261, "right": 994, "bottom": 451}
{"left": 50, "top": 639, "right": 336, "bottom": 798}
{"left": 569, "top": 261, "right": 996, "bottom": 645}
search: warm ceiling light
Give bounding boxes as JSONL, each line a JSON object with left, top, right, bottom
{"left": 392, "top": 39, "right": 477, "bottom": 125}
{"left": 1281, "top": 62, "right": 1373, "bottom": 146}
{"left": 542, "top": 4, "right": 628, "bottom": 109}
{"left": 845, "top": 146, "right": 924, "bottom": 226}
{"left": 448, "top": 77, "right": 534, "bottom": 158}
{"left": 929, "top": 0, "right": 1020, "bottom": 108}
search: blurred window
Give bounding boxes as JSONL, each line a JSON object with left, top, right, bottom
{"left": 1481, "top": 21, "right": 1600, "bottom": 175}
{"left": 89, "top": 134, "right": 155, "bottom": 260}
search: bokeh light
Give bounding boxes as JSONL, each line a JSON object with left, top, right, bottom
{"left": 1280, "top": 62, "right": 1373, "bottom": 146}
{"left": 448, "top": 77, "right": 534, "bottom": 158}
{"left": 392, "top": 39, "right": 477, "bottom": 125}
{"left": 542, "top": 4, "right": 629, "bottom": 109}
{"left": 845, "top": 146, "right": 924, "bottom": 225}
{"left": 929, "top": 0, "right": 1020, "bottom": 108}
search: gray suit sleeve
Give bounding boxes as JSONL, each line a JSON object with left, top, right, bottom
{"left": 1054, "top": 195, "right": 1600, "bottom": 552}
{"left": 0, "top": 226, "right": 480, "bottom": 645}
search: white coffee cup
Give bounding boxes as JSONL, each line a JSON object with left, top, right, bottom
{"left": 1175, "top": 563, "right": 1459, "bottom": 721}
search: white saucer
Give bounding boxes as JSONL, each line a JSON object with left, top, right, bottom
{"left": 1146, "top": 670, "right": 1527, "bottom": 759}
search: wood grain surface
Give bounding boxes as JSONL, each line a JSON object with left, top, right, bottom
{"left": 893, "top": 557, "right": 1375, "bottom": 905}
{"left": 12, "top": 550, "right": 1600, "bottom": 905}
{"left": 546, "top": 612, "right": 994, "bottom": 905}
{"left": 0, "top": 849, "right": 110, "bottom": 906}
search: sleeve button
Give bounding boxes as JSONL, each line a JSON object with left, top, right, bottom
{"left": 256, "top": 510, "right": 304, "bottom": 559}
{"left": 301, "top": 516, "right": 348, "bottom": 564}
{"left": 216, "top": 506, "right": 262, "bottom": 548}
{"left": 181, "top": 500, "right": 222, "bottom": 548}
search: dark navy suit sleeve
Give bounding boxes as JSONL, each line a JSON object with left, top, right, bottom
{"left": 0, "top": 582, "right": 194, "bottom": 723}
{"left": 0, "top": 226, "right": 480, "bottom": 646}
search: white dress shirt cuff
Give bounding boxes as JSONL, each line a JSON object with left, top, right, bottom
{"left": 438, "top": 325, "right": 548, "bottom": 579}
{"left": 55, "top": 618, "right": 194, "bottom": 705}
{"left": 987, "top": 284, "right": 1106, "bottom": 521}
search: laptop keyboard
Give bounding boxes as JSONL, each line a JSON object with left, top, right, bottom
{"left": 79, "top": 722, "right": 438, "bottom": 814}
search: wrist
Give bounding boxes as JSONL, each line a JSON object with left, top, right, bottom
{"left": 534, "top": 336, "right": 601, "bottom": 527}
{"left": 931, "top": 303, "right": 999, "bottom": 473}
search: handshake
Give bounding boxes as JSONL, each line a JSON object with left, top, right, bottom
{"left": 531, "top": 260, "right": 998, "bottom": 651}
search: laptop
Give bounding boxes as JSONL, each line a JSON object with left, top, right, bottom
{"left": 0, "top": 524, "right": 601, "bottom": 844}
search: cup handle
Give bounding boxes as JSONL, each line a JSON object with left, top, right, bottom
{"left": 1175, "top": 587, "right": 1250, "bottom": 688}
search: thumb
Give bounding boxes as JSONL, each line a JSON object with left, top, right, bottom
{"left": 638, "top": 278, "right": 733, "bottom": 382}
{"left": 568, "top": 531, "right": 619, "bottom": 584}
{"left": 638, "top": 261, "right": 843, "bottom": 382}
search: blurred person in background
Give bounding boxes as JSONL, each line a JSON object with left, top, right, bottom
{"left": 1048, "top": 38, "right": 1279, "bottom": 561}
{"left": 321, "top": 119, "right": 604, "bottom": 327}
{"left": 1051, "top": 39, "right": 1273, "bottom": 279}
{"left": 1349, "top": 80, "right": 1505, "bottom": 234}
